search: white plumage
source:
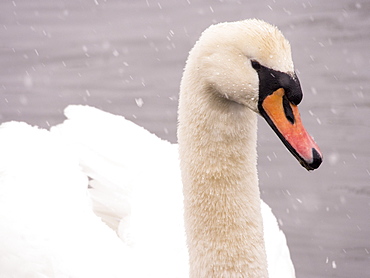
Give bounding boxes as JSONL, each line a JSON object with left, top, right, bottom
{"left": 0, "top": 105, "right": 294, "bottom": 278}
{"left": 0, "top": 19, "right": 305, "bottom": 277}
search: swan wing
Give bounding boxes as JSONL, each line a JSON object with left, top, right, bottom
{"left": 52, "top": 105, "right": 189, "bottom": 277}
{"left": 0, "top": 122, "right": 129, "bottom": 277}
{"left": 261, "top": 200, "right": 296, "bottom": 278}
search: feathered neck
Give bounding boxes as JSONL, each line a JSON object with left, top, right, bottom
{"left": 178, "top": 58, "right": 268, "bottom": 278}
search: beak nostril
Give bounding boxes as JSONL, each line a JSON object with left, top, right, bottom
{"left": 286, "top": 114, "right": 294, "bottom": 124}
{"left": 282, "top": 95, "right": 295, "bottom": 124}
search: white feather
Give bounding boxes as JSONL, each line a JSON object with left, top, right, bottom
{"left": 0, "top": 106, "right": 294, "bottom": 277}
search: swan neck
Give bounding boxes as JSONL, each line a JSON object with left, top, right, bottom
{"left": 178, "top": 73, "right": 268, "bottom": 277}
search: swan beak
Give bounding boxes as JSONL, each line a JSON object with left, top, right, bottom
{"left": 260, "top": 88, "right": 322, "bottom": 170}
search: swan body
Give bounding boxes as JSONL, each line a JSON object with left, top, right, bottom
{"left": 0, "top": 19, "right": 322, "bottom": 277}
{"left": 0, "top": 121, "right": 130, "bottom": 278}
{"left": 0, "top": 106, "right": 292, "bottom": 278}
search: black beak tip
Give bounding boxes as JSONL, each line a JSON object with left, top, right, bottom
{"left": 302, "top": 148, "right": 322, "bottom": 171}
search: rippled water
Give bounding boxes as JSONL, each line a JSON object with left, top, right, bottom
{"left": 1, "top": 0, "right": 369, "bottom": 277}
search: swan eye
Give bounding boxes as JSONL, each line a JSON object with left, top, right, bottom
{"left": 251, "top": 60, "right": 261, "bottom": 70}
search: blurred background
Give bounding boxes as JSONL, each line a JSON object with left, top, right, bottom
{"left": 0, "top": 0, "right": 369, "bottom": 277}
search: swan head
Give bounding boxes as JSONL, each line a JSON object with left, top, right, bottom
{"left": 187, "top": 19, "right": 322, "bottom": 170}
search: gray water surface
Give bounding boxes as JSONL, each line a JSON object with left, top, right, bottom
{"left": 1, "top": 0, "right": 369, "bottom": 277}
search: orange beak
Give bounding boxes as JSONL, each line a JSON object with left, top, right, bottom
{"left": 261, "top": 88, "right": 322, "bottom": 170}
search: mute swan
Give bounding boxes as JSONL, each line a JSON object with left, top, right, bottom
{"left": 0, "top": 19, "right": 322, "bottom": 278}
{"left": 178, "top": 19, "right": 321, "bottom": 278}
